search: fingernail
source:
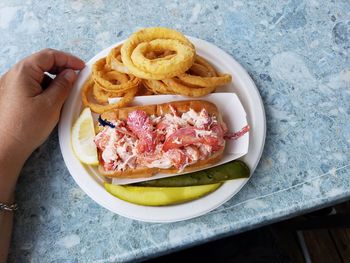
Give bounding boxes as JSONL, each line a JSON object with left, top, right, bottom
{"left": 63, "top": 70, "right": 76, "bottom": 82}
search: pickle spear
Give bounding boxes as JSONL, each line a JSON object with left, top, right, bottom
{"left": 104, "top": 183, "right": 221, "bottom": 206}
{"left": 133, "top": 160, "right": 250, "bottom": 187}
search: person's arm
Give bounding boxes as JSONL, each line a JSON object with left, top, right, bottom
{"left": 0, "top": 149, "right": 20, "bottom": 262}
{"left": 0, "top": 49, "right": 85, "bottom": 263}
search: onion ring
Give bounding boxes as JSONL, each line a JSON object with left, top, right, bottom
{"left": 140, "top": 55, "right": 230, "bottom": 97}
{"left": 162, "top": 78, "right": 216, "bottom": 97}
{"left": 106, "top": 45, "right": 129, "bottom": 74}
{"left": 145, "top": 50, "right": 176, "bottom": 60}
{"left": 177, "top": 55, "right": 231, "bottom": 88}
{"left": 121, "top": 27, "right": 195, "bottom": 80}
{"left": 143, "top": 79, "right": 174, "bottom": 94}
{"left": 177, "top": 73, "right": 231, "bottom": 88}
{"left": 92, "top": 83, "right": 125, "bottom": 103}
{"left": 82, "top": 77, "right": 138, "bottom": 114}
{"left": 92, "top": 83, "right": 110, "bottom": 103}
{"left": 188, "top": 63, "right": 214, "bottom": 77}
{"left": 92, "top": 58, "right": 140, "bottom": 92}
{"left": 192, "top": 55, "right": 217, "bottom": 77}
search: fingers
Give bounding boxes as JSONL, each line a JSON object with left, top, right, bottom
{"left": 23, "top": 48, "right": 85, "bottom": 75}
{"left": 40, "top": 69, "right": 77, "bottom": 107}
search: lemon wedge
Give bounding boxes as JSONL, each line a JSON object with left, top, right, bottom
{"left": 104, "top": 183, "right": 221, "bottom": 206}
{"left": 71, "top": 107, "right": 99, "bottom": 165}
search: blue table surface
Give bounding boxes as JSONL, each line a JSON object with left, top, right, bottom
{"left": 1, "top": 0, "right": 349, "bottom": 262}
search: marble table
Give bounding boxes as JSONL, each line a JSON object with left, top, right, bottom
{"left": 1, "top": 0, "right": 349, "bottom": 262}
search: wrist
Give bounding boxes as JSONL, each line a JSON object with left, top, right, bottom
{"left": 0, "top": 192, "right": 15, "bottom": 204}
{"left": 0, "top": 142, "right": 28, "bottom": 203}
{"left": 0, "top": 164, "right": 21, "bottom": 203}
{"left": 0, "top": 172, "right": 16, "bottom": 203}
{"left": 0, "top": 168, "right": 19, "bottom": 203}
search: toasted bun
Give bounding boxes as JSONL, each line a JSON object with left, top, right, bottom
{"left": 98, "top": 100, "right": 225, "bottom": 178}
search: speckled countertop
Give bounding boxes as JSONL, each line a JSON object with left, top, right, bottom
{"left": 1, "top": 0, "right": 349, "bottom": 262}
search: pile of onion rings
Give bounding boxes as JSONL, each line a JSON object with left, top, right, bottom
{"left": 82, "top": 27, "right": 232, "bottom": 113}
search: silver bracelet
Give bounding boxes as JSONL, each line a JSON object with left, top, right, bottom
{"left": 0, "top": 202, "right": 18, "bottom": 212}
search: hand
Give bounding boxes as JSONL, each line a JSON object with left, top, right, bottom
{"left": 0, "top": 48, "right": 85, "bottom": 201}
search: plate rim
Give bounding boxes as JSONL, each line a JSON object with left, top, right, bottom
{"left": 58, "top": 36, "right": 266, "bottom": 223}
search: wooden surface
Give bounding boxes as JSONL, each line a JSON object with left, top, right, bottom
{"left": 270, "top": 226, "right": 305, "bottom": 263}
{"left": 303, "top": 230, "right": 343, "bottom": 263}
{"left": 147, "top": 226, "right": 294, "bottom": 263}
{"left": 146, "top": 201, "right": 350, "bottom": 263}
{"left": 300, "top": 202, "right": 350, "bottom": 263}
{"left": 330, "top": 228, "right": 350, "bottom": 262}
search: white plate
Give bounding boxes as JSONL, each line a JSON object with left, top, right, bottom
{"left": 58, "top": 37, "right": 266, "bottom": 223}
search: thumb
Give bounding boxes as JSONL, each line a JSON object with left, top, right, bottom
{"left": 41, "top": 69, "right": 77, "bottom": 106}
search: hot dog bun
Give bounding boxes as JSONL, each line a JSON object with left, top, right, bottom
{"left": 97, "top": 100, "right": 225, "bottom": 178}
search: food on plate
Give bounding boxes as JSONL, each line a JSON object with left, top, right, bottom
{"left": 72, "top": 27, "right": 250, "bottom": 207}
{"left": 121, "top": 27, "right": 195, "bottom": 80}
{"left": 104, "top": 182, "right": 221, "bottom": 206}
{"left": 82, "top": 77, "right": 138, "bottom": 114}
{"left": 133, "top": 160, "right": 250, "bottom": 187}
{"left": 92, "top": 57, "right": 140, "bottom": 93}
{"left": 94, "top": 100, "right": 227, "bottom": 178}
{"left": 178, "top": 55, "right": 231, "bottom": 87}
{"left": 81, "top": 27, "right": 232, "bottom": 114}
{"left": 81, "top": 54, "right": 141, "bottom": 114}
{"left": 71, "top": 108, "right": 99, "bottom": 165}
{"left": 106, "top": 45, "right": 129, "bottom": 74}
{"left": 162, "top": 78, "right": 217, "bottom": 97}
{"left": 142, "top": 55, "right": 231, "bottom": 97}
